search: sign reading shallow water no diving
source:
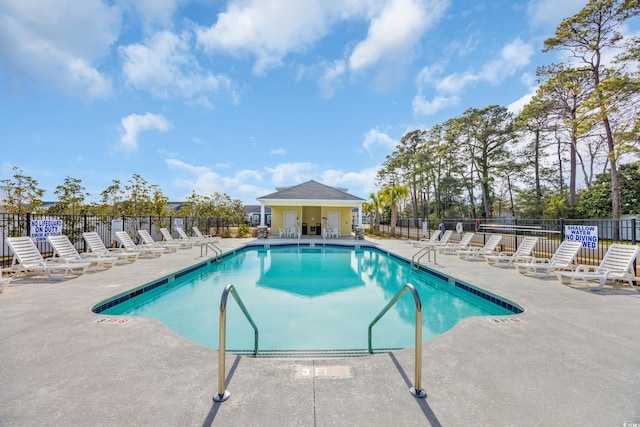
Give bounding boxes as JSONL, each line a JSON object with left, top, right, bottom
{"left": 565, "top": 225, "right": 598, "bottom": 249}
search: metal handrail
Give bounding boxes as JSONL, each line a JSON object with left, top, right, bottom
{"left": 213, "top": 283, "right": 259, "bottom": 402}
{"left": 368, "top": 283, "right": 426, "bottom": 398}
{"left": 201, "top": 241, "right": 222, "bottom": 261}
{"left": 412, "top": 246, "right": 436, "bottom": 269}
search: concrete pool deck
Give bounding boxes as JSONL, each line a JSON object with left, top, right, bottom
{"left": 1, "top": 236, "right": 639, "bottom": 426}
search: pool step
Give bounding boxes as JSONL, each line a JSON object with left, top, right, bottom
{"left": 227, "top": 348, "right": 401, "bottom": 358}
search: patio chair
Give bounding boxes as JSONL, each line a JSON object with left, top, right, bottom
{"left": 431, "top": 230, "right": 453, "bottom": 250}
{"left": 439, "top": 232, "right": 475, "bottom": 254}
{"left": 137, "top": 229, "right": 179, "bottom": 253}
{"left": 82, "top": 232, "right": 139, "bottom": 264}
{"left": 457, "top": 234, "right": 502, "bottom": 260}
{"left": 412, "top": 229, "right": 441, "bottom": 247}
{"left": 193, "top": 226, "right": 219, "bottom": 242}
{"left": 47, "top": 234, "right": 116, "bottom": 270}
{"left": 176, "top": 227, "right": 206, "bottom": 244}
{"left": 484, "top": 236, "right": 539, "bottom": 267}
{"left": 6, "top": 236, "right": 90, "bottom": 280}
{"left": 160, "top": 228, "right": 195, "bottom": 248}
{"left": 555, "top": 244, "right": 640, "bottom": 291}
{"left": 115, "top": 231, "right": 164, "bottom": 258}
{"left": 513, "top": 241, "right": 582, "bottom": 278}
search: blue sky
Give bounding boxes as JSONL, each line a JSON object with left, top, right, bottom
{"left": 0, "top": 0, "right": 604, "bottom": 204}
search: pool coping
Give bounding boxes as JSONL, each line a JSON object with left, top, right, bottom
{"left": 2, "top": 237, "right": 640, "bottom": 426}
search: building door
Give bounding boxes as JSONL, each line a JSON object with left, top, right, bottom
{"left": 327, "top": 211, "right": 340, "bottom": 230}
{"left": 284, "top": 211, "right": 297, "bottom": 229}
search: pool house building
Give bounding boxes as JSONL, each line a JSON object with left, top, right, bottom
{"left": 256, "top": 180, "right": 366, "bottom": 238}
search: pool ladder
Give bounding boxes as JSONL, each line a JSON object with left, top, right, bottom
{"left": 214, "top": 283, "right": 426, "bottom": 401}
{"left": 411, "top": 246, "right": 436, "bottom": 270}
{"left": 200, "top": 241, "right": 222, "bottom": 262}
{"left": 214, "top": 283, "right": 259, "bottom": 402}
{"left": 368, "top": 283, "right": 426, "bottom": 398}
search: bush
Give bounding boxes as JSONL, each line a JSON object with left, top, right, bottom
{"left": 238, "top": 223, "right": 250, "bottom": 237}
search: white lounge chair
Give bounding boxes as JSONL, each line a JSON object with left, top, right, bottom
{"left": 160, "top": 228, "right": 195, "bottom": 248}
{"left": 439, "top": 232, "right": 475, "bottom": 254}
{"left": 412, "top": 230, "right": 441, "bottom": 247}
{"left": 193, "top": 226, "right": 219, "bottom": 242}
{"left": 6, "top": 236, "right": 90, "bottom": 280}
{"left": 176, "top": 227, "right": 203, "bottom": 243}
{"left": 82, "top": 232, "right": 139, "bottom": 264}
{"left": 431, "top": 230, "right": 453, "bottom": 250}
{"left": 115, "top": 231, "right": 164, "bottom": 258}
{"left": 485, "top": 236, "right": 539, "bottom": 267}
{"left": 47, "top": 234, "right": 116, "bottom": 270}
{"left": 556, "top": 244, "right": 640, "bottom": 291}
{"left": 514, "top": 241, "right": 582, "bottom": 278}
{"left": 137, "top": 229, "right": 179, "bottom": 253}
{"left": 457, "top": 234, "right": 503, "bottom": 260}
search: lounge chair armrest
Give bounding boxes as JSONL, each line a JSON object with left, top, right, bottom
{"left": 497, "top": 251, "right": 515, "bottom": 257}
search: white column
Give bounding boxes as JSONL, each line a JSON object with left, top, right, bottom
{"left": 358, "top": 203, "right": 363, "bottom": 227}
{"left": 260, "top": 202, "right": 265, "bottom": 227}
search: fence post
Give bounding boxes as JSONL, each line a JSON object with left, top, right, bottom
{"left": 632, "top": 218, "right": 637, "bottom": 286}
{"left": 26, "top": 212, "right": 31, "bottom": 237}
{"left": 559, "top": 218, "right": 564, "bottom": 241}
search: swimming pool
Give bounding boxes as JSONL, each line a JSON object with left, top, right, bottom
{"left": 96, "top": 244, "right": 521, "bottom": 354}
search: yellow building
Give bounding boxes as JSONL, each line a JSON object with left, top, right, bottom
{"left": 256, "top": 180, "right": 365, "bottom": 238}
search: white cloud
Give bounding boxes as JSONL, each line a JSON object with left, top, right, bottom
{"left": 264, "top": 162, "right": 317, "bottom": 186}
{"left": 196, "top": 0, "right": 337, "bottom": 76}
{"left": 165, "top": 158, "right": 378, "bottom": 203}
{"left": 412, "top": 94, "right": 460, "bottom": 116}
{"left": 270, "top": 148, "right": 287, "bottom": 155}
{"left": 362, "top": 129, "right": 397, "bottom": 154}
{"left": 120, "top": 30, "right": 235, "bottom": 104}
{"left": 412, "top": 38, "right": 535, "bottom": 116}
{"left": 118, "top": 113, "right": 173, "bottom": 152}
{"left": 0, "top": 0, "right": 119, "bottom": 98}
{"left": 166, "top": 158, "right": 270, "bottom": 201}
{"left": 321, "top": 167, "right": 380, "bottom": 197}
{"left": 349, "top": 0, "right": 449, "bottom": 71}
{"left": 318, "top": 60, "right": 346, "bottom": 98}
{"left": 196, "top": 0, "right": 449, "bottom": 78}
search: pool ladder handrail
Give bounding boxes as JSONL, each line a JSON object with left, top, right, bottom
{"left": 368, "top": 283, "right": 426, "bottom": 398}
{"left": 200, "top": 241, "right": 222, "bottom": 261}
{"left": 411, "top": 246, "right": 436, "bottom": 269}
{"left": 214, "top": 283, "right": 259, "bottom": 402}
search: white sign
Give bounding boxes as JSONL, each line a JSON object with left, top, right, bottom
{"left": 30, "top": 219, "right": 63, "bottom": 242}
{"left": 565, "top": 225, "right": 598, "bottom": 249}
{"left": 174, "top": 218, "right": 183, "bottom": 229}
{"left": 111, "top": 219, "right": 124, "bottom": 244}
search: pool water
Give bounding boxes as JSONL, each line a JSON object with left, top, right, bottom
{"left": 102, "top": 246, "right": 516, "bottom": 352}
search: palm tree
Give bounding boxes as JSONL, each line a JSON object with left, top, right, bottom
{"left": 368, "top": 191, "right": 384, "bottom": 233}
{"left": 381, "top": 185, "right": 409, "bottom": 237}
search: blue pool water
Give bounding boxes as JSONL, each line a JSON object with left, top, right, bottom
{"left": 99, "top": 245, "right": 518, "bottom": 352}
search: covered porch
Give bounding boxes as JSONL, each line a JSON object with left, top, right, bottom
{"left": 256, "top": 181, "right": 365, "bottom": 239}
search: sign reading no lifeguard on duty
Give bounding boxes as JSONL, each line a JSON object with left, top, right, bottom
{"left": 565, "top": 225, "right": 598, "bottom": 249}
{"left": 30, "top": 219, "right": 63, "bottom": 242}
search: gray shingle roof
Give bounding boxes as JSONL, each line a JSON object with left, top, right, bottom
{"left": 258, "top": 180, "right": 365, "bottom": 201}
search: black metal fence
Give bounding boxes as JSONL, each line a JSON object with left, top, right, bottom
{"left": 376, "top": 217, "right": 639, "bottom": 267}
{"left": 0, "top": 213, "right": 240, "bottom": 267}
